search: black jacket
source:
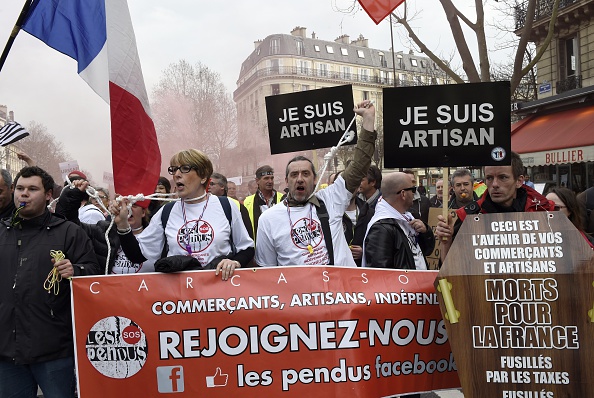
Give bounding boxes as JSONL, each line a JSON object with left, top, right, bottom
{"left": 408, "top": 195, "right": 430, "bottom": 224}
{"left": 342, "top": 197, "right": 374, "bottom": 266}
{"left": 0, "top": 211, "right": 100, "bottom": 364}
{"left": 55, "top": 187, "right": 119, "bottom": 274}
{"left": 364, "top": 218, "right": 434, "bottom": 269}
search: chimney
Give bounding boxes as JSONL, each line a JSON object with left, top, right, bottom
{"left": 334, "top": 34, "right": 350, "bottom": 44}
{"left": 351, "top": 34, "right": 368, "bottom": 48}
{"left": 311, "top": 31, "right": 317, "bottom": 39}
{"left": 254, "top": 40, "right": 263, "bottom": 50}
{"left": 291, "top": 26, "right": 307, "bottom": 38}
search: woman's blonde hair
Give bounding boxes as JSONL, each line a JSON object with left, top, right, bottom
{"left": 170, "top": 149, "right": 213, "bottom": 181}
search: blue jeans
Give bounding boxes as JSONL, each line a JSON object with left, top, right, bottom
{"left": 0, "top": 357, "right": 75, "bottom": 398}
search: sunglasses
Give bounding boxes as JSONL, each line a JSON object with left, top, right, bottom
{"left": 398, "top": 186, "right": 417, "bottom": 194}
{"left": 553, "top": 205, "right": 567, "bottom": 211}
{"left": 168, "top": 165, "right": 196, "bottom": 175}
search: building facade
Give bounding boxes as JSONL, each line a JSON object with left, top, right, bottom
{"left": 230, "top": 27, "right": 449, "bottom": 192}
{"left": 512, "top": 0, "right": 594, "bottom": 192}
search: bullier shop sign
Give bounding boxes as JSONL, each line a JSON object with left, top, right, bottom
{"left": 383, "top": 81, "right": 511, "bottom": 168}
{"left": 265, "top": 85, "right": 356, "bottom": 154}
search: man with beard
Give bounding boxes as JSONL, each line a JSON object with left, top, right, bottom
{"left": 255, "top": 101, "right": 376, "bottom": 267}
{"left": 243, "top": 165, "right": 284, "bottom": 240}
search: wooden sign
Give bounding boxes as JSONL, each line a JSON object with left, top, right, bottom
{"left": 265, "top": 85, "right": 356, "bottom": 154}
{"left": 383, "top": 82, "right": 511, "bottom": 168}
{"left": 426, "top": 207, "right": 443, "bottom": 270}
{"left": 435, "top": 212, "right": 594, "bottom": 397}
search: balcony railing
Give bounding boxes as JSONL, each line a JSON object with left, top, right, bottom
{"left": 556, "top": 74, "right": 582, "bottom": 93}
{"left": 234, "top": 66, "right": 436, "bottom": 98}
{"left": 515, "top": 0, "right": 577, "bottom": 30}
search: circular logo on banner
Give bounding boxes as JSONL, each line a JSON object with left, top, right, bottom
{"left": 290, "top": 217, "right": 324, "bottom": 250}
{"left": 177, "top": 220, "right": 214, "bottom": 253}
{"left": 491, "top": 147, "right": 507, "bottom": 162}
{"left": 86, "top": 316, "right": 148, "bottom": 379}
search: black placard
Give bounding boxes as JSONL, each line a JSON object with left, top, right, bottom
{"left": 265, "top": 85, "right": 356, "bottom": 154}
{"left": 383, "top": 81, "right": 511, "bottom": 168}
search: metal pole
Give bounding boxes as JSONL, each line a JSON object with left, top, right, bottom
{"left": 0, "top": 0, "right": 34, "bottom": 74}
{"left": 389, "top": 14, "right": 397, "bottom": 87}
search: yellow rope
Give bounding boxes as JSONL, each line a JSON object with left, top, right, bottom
{"left": 44, "top": 250, "right": 65, "bottom": 295}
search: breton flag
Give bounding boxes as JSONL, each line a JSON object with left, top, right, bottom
{"left": 358, "top": 0, "right": 406, "bottom": 24}
{"left": 0, "top": 121, "right": 30, "bottom": 147}
{"left": 22, "top": 0, "right": 161, "bottom": 197}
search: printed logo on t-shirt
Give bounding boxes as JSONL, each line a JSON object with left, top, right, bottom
{"left": 177, "top": 220, "right": 214, "bottom": 253}
{"left": 290, "top": 217, "right": 323, "bottom": 250}
{"left": 112, "top": 247, "right": 143, "bottom": 274}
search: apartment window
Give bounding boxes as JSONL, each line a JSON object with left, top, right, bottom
{"left": 302, "top": 85, "right": 310, "bottom": 91}
{"left": 411, "top": 59, "right": 418, "bottom": 67}
{"left": 359, "top": 68, "right": 370, "bottom": 82}
{"left": 296, "top": 40, "right": 304, "bottom": 56}
{"left": 271, "top": 84, "right": 280, "bottom": 95}
{"left": 297, "top": 60, "right": 309, "bottom": 75}
{"left": 341, "top": 48, "right": 348, "bottom": 56}
{"left": 363, "top": 91, "right": 370, "bottom": 101}
{"left": 357, "top": 50, "right": 365, "bottom": 58}
{"left": 559, "top": 35, "right": 578, "bottom": 78}
{"left": 270, "top": 59, "right": 279, "bottom": 73}
{"left": 431, "top": 77, "right": 438, "bottom": 85}
{"left": 421, "top": 60, "right": 426, "bottom": 68}
{"left": 326, "top": 45, "right": 334, "bottom": 54}
{"left": 270, "top": 38, "right": 280, "bottom": 55}
{"left": 379, "top": 52, "right": 387, "bottom": 67}
{"left": 341, "top": 66, "right": 352, "bottom": 79}
{"left": 319, "top": 63, "right": 329, "bottom": 77}
{"left": 314, "top": 45, "right": 320, "bottom": 52}
{"left": 416, "top": 75, "right": 423, "bottom": 85}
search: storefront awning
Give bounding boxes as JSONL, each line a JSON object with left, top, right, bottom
{"left": 512, "top": 106, "right": 594, "bottom": 166}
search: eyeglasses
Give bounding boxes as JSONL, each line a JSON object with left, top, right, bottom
{"left": 168, "top": 165, "right": 196, "bottom": 175}
{"left": 397, "top": 186, "right": 417, "bottom": 194}
{"left": 553, "top": 205, "right": 567, "bottom": 211}
{"left": 97, "top": 195, "right": 108, "bottom": 200}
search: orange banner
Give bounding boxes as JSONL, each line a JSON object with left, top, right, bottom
{"left": 72, "top": 266, "right": 460, "bottom": 397}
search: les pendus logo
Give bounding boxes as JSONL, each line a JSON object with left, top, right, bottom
{"left": 86, "top": 316, "right": 148, "bottom": 379}
{"left": 291, "top": 217, "right": 323, "bottom": 251}
{"left": 177, "top": 220, "right": 214, "bottom": 253}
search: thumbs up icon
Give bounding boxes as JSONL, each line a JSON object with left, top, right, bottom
{"left": 206, "top": 367, "right": 228, "bottom": 387}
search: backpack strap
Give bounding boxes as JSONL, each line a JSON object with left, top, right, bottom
{"left": 217, "top": 196, "right": 236, "bottom": 256}
{"left": 160, "top": 201, "right": 175, "bottom": 258}
{"left": 315, "top": 199, "right": 334, "bottom": 265}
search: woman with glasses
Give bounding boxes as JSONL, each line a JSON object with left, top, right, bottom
{"left": 111, "top": 149, "right": 254, "bottom": 280}
{"left": 546, "top": 187, "right": 594, "bottom": 248}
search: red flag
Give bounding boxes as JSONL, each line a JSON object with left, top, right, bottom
{"left": 358, "top": 0, "right": 406, "bottom": 24}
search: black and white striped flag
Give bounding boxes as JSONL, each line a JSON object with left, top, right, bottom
{"left": 0, "top": 121, "right": 30, "bottom": 147}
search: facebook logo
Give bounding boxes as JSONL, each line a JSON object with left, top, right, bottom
{"left": 157, "top": 366, "right": 184, "bottom": 393}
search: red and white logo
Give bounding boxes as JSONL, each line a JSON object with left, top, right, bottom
{"left": 290, "top": 217, "right": 323, "bottom": 250}
{"left": 177, "top": 220, "right": 214, "bottom": 253}
{"left": 85, "top": 316, "right": 148, "bottom": 379}
{"left": 157, "top": 366, "right": 184, "bottom": 393}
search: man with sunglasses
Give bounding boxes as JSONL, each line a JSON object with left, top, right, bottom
{"left": 435, "top": 152, "right": 554, "bottom": 261}
{"left": 362, "top": 172, "right": 434, "bottom": 272}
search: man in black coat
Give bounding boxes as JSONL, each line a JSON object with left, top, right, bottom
{"left": 0, "top": 166, "right": 100, "bottom": 397}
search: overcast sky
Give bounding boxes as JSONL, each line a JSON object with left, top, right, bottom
{"left": 0, "top": 0, "right": 511, "bottom": 186}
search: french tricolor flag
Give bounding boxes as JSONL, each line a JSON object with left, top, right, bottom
{"left": 22, "top": 0, "right": 161, "bottom": 197}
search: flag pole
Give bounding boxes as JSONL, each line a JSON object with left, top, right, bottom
{"left": 0, "top": 0, "right": 34, "bottom": 74}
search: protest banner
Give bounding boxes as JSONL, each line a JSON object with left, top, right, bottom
{"left": 265, "top": 85, "right": 356, "bottom": 154}
{"left": 383, "top": 81, "right": 511, "bottom": 168}
{"left": 72, "top": 266, "right": 460, "bottom": 397}
{"left": 435, "top": 212, "right": 594, "bottom": 397}
{"left": 59, "top": 160, "right": 80, "bottom": 182}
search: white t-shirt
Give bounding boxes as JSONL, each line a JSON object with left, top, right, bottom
{"left": 78, "top": 204, "right": 105, "bottom": 224}
{"left": 136, "top": 195, "right": 253, "bottom": 267}
{"left": 255, "top": 176, "right": 355, "bottom": 267}
{"left": 111, "top": 247, "right": 155, "bottom": 274}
